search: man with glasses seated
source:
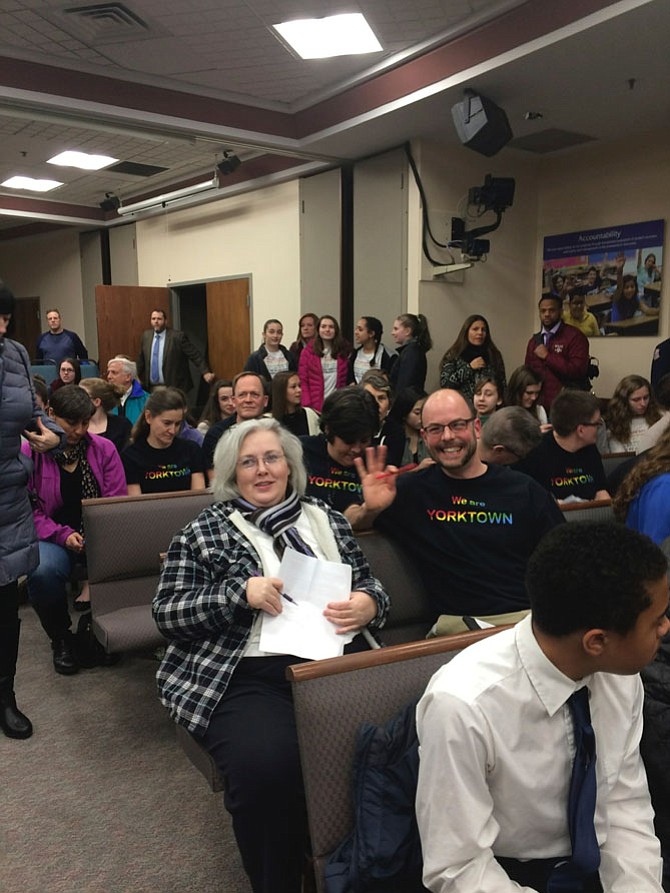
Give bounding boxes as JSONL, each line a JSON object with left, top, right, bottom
{"left": 517, "top": 390, "right": 610, "bottom": 504}
{"left": 351, "top": 388, "right": 563, "bottom": 627}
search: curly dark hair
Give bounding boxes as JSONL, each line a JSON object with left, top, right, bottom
{"left": 613, "top": 422, "right": 670, "bottom": 521}
{"left": 606, "top": 375, "right": 660, "bottom": 445}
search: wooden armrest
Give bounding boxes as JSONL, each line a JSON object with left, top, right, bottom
{"left": 560, "top": 497, "right": 612, "bottom": 513}
{"left": 286, "top": 626, "right": 507, "bottom": 683}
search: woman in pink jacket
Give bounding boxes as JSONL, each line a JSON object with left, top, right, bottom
{"left": 298, "top": 315, "right": 350, "bottom": 411}
{"left": 23, "top": 385, "right": 127, "bottom": 675}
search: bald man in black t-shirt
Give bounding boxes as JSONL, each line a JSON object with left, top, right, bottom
{"left": 352, "top": 389, "right": 564, "bottom": 618}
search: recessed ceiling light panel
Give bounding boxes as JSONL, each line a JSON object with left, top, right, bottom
{"left": 47, "top": 150, "right": 118, "bottom": 170}
{"left": 2, "top": 176, "right": 63, "bottom": 192}
{"left": 273, "top": 13, "right": 382, "bottom": 60}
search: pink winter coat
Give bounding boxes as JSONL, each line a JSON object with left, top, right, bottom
{"left": 298, "top": 343, "right": 349, "bottom": 411}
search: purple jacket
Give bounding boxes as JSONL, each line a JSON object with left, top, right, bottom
{"left": 22, "top": 433, "right": 127, "bottom": 547}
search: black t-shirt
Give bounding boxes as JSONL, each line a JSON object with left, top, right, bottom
{"left": 518, "top": 433, "right": 607, "bottom": 501}
{"left": 375, "top": 463, "right": 564, "bottom": 616}
{"left": 300, "top": 435, "right": 363, "bottom": 514}
{"left": 100, "top": 413, "right": 132, "bottom": 453}
{"left": 54, "top": 464, "right": 83, "bottom": 531}
{"left": 280, "top": 409, "right": 309, "bottom": 437}
{"left": 122, "top": 437, "right": 204, "bottom": 494}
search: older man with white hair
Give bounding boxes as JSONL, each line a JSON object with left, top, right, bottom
{"left": 107, "top": 355, "right": 149, "bottom": 425}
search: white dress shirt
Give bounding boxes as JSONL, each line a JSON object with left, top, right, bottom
{"left": 416, "top": 615, "right": 662, "bottom": 893}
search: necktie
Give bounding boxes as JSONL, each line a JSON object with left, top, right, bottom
{"left": 544, "top": 330, "right": 554, "bottom": 347}
{"left": 548, "top": 686, "right": 600, "bottom": 892}
{"left": 151, "top": 334, "right": 160, "bottom": 383}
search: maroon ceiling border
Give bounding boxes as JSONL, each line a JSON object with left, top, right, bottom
{"left": 0, "top": 0, "right": 623, "bottom": 145}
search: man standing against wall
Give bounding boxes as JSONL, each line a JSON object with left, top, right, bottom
{"left": 525, "top": 295, "right": 590, "bottom": 410}
{"left": 137, "top": 309, "right": 215, "bottom": 395}
{"left": 35, "top": 309, "right": 88, "bottom": 364}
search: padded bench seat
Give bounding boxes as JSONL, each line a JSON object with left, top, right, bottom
{"left": 82, "top": 490, "right": 215, "bottom": 654}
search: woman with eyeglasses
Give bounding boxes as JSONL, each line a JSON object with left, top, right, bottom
{"left": 49, "top": 356, "right": 81, "bottom": 396}
{"left": 153, "top": 417, "right": 389, "bottom": 893}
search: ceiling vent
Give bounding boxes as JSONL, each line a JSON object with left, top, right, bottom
{"left": 62, "top": 3, "right": 150, "bottom": 38}
{"left": 107, "top": 161, "right": 168, "bottom": 177}
{"left": 509, "top": 129, "right": 596, "bottom": 154}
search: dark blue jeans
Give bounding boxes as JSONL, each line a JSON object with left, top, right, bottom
{"left": 27, "top": 541, "right": 83, "bottom": 638}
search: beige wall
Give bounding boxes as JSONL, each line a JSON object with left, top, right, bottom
{"left": 0, "top": 227, "right": 87, "bottom": 346}
{"left": 300, "top": 168, "right": 341, "bottom": 319}
{"left": 1, "top": 132, "right": 667, "bottom": 394}
{"left": 79, "top": 230, "right": 104, "bottom": 359}
{"left": 536, "top": 132, "right": 669, "bottom": 397}
{"left": 135, "top": 180, "right": 302, "bottom": 345}
{"left": 411, "top": 139, "right": 541, "bottom": 391}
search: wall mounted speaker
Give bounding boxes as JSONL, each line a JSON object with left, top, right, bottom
{"left": 451, "top": 93, "right": 512, "bottom": 157}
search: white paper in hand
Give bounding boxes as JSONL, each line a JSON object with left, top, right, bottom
{"left": 259, "top": 548, "right": 353, "bottom": 660}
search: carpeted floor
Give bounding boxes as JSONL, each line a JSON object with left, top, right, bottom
{"left": 2, "top": 603, "right": 249, "bottom": 893}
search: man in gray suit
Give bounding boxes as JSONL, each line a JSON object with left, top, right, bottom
{"left": 137, "top": 309, "right": 215, "bottom": 394}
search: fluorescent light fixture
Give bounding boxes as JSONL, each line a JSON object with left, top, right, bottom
{"left": 47, "top": 150, "right": 118, "bottom": 170}
{"left": 273, "top": 13, "right": 382, "bottom": 59}
{"left": 2, "top": 175, "right": 63, "bottom": 192}
{"left": 117, "top": 178, "right": 216, "bottom": 216}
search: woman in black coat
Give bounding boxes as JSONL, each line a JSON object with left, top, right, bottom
{"left": 0, "top": 282, "right": 62, "bottom": 740}
{"left": 389, "top": 313, "right": 433, "bottom": 392}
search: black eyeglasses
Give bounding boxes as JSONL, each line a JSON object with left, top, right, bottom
{"left": 580, "top": 419, "right": 604, "bottom": 428}
{"left": 423, "top": 418, "right": 476, "bottom": 438}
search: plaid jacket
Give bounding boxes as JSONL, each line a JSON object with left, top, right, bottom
{"left": 153, "top": 497, "right": 389, "bottom": 733}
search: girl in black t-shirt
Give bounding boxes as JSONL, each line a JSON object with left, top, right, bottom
{"left": 122, "top": 387, "right": 206, "bottom": 495}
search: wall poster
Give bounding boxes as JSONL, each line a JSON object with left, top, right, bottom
{"left": 542, "top": 219, "right": 664, "bottom": 337}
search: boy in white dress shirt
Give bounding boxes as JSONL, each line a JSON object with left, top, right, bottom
{"left": 416, "top": 521, "right": 669, "bottom": 893}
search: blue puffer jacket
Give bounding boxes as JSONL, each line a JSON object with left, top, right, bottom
{"left": 325, "top": 699, "right": 427, "bottom": 893}
{"left": 0, "top": 337, "right": 59, "bottom": 585}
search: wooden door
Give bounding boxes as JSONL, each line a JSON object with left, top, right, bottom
{"left": 95, "top": 285, "right": 170, "bottom": 371}
{"left": 205, "top": 278, "right": 251, "bottom": 379}
{"left": 10, "top": 297, "right": 41, "bottom": 357}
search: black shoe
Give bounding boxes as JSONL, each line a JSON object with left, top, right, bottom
{"left": 52, "top": 636, "right": 79, "bottom": 675}
{"left": 0, "top": 686, "right": 33, "bottom": 739}
{"left": 73, "top": 599, "right": 90, "bottom": 613}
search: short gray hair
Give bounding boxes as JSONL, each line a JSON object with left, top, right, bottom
{"left": 108, "top": 355, "right": 137, "bottom": 379}
{"left": 480, "top": 406, "right": 541, "bottom": 458}
{"left": 212, "top": 417, "right": 307, "bottom": 502}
